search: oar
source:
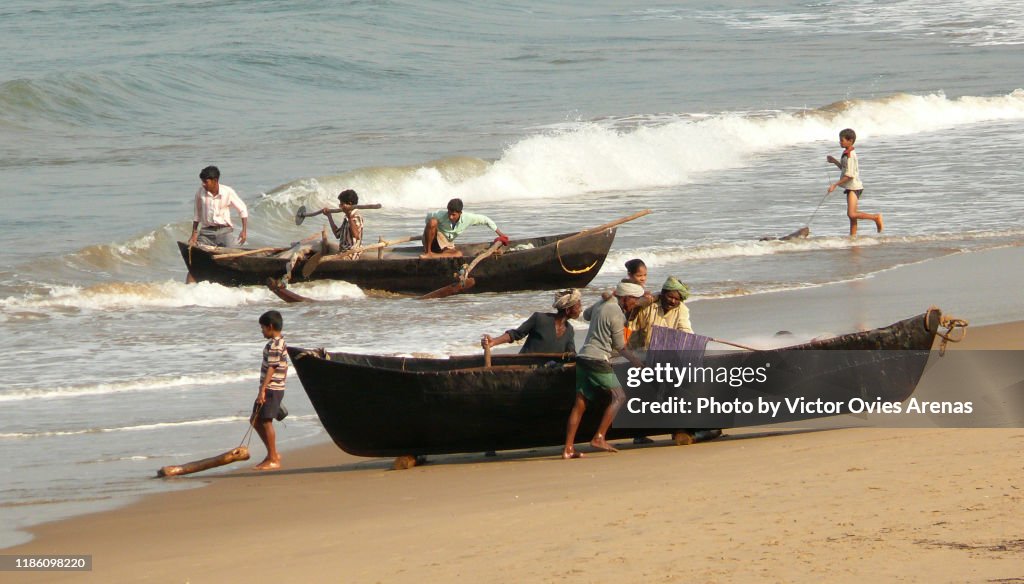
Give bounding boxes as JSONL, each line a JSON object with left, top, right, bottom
{"left": 419, "top": 239, "right": 505, "bottom": 300}
{"left": 295, "top": 203, "right": 382, "bottom": 226}
{"left": 299, "top": 228, "right": 330, "bottom": 278}
{"left": 265, "top": 278, "right": 314, "bottom": 303}
{"left": 557, "top": 209, "right": 652, "bottom": 244}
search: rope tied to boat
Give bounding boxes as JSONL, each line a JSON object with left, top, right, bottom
{"left": 555, "top": 238, "right": 598, "bottom": 274}
{"left": 927, "top": 308, "right": 969, "bottom": 355}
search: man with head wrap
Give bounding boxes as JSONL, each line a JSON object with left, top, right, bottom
{"left": 481, "top": 289, "right": 582, "bottom": 355}
{"left": 563, "top": 281, "right": 645, "bottom": 459}
{"left": 627, "top": 276, "right": 693, "bottom": 350}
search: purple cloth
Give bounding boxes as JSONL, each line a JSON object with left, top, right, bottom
{"left": 646, "top": 325, "right": 710, "bottom": 366}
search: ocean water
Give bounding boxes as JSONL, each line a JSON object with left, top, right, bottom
{"left": 2, "top": 0, "right": 1023, "bottom": 547}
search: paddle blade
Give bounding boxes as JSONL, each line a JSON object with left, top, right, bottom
{"left": 419, "top": 277, "right": 476, "bottom": 300}
{"left": 295, "top": 205, "right": 307, "bottom": 226}
{"left": 301, "top": 250, "right": 324, "bottom": 278}
{"left": 266, "top": 278, "right": 312, "bottom": 303}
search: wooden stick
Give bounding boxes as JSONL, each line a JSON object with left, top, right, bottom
{"left": 557, "top": 209, "right": 652, "bottom": 245}
{"left": 296, "top": 203, "right": 383, "bottom": 224}
{"left": 709, "top": 338, "right": 761, "bottom": 351}
{"left": 156, "top": 446, "right": 250, "bottom": 477}
{"left": 419, "top": 239, "right": 504, "bottom": 300}
{"left": 484, "top": 344, "right": 492, "bottom": 368}
{"left": 212, "top": 247, "right": 288, "bottom": 260}
{"left": 317, "top": 234, "right": 419, "bottom": 263}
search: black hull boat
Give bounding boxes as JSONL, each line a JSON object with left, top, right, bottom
{"left": 289, "top": 310, "right": 947, "bottom": 459}
{"left": 179, "top": 228, "right": 615, "bottom": 295}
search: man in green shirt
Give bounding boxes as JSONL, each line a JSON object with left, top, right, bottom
{"left": 563, "top": 281, "right": 645, "bottom": 459}
{"left": 422, "top": 198, "right": 508, "bottom": 258}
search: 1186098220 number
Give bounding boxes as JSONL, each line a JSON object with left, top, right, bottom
{"left": 0, "top": 555, "right": 91, "bottom": 571}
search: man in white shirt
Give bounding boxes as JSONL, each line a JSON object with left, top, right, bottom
{"left": 188, "top": 165, "right": 249, "bottom": 248}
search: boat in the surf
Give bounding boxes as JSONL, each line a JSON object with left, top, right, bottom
{"left": 178, "top": 212, "right": 644, "bottom": 294}
{"left": 288, "top": 309, "right": 955, "bottom": 460}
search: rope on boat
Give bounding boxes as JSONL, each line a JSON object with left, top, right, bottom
{"left": 555, "top": 238, "right": 599, "bottom": 274}
{"left": 927, "top": 308, "right": 969, "bottom": 355}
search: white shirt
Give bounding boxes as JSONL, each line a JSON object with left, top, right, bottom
{"left": 193, "top": 185, "right": 248, "bottom": 228}
{"left": 841, "top": 151, "right": 863, "bottom": 191}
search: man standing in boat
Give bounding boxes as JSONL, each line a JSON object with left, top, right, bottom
{"left": 563, "top": 281, "right": 645, "bottom": 459}
{"left": 422, "top": 198, "right": 508, "bottom": 258}
{"left": 186, "top": 165, "right": 249, "bottom": 283}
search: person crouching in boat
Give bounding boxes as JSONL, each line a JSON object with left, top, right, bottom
{"left": 563, "top": 281, "right": 645, "bottom": 459}
{"left": 280, "top": 189, "right": 365, "bottom": 284}
{"left": 422, "top": 198, "right": 508, "bottom": 259}
{"left": 481, "top": 288, "right": 583, "bottom": 355}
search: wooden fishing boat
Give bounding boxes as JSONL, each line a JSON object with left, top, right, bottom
{"left": 178, "top": 219, "right": 625, "bottom": 295}
{"left": 288, "top": 309, "right": 954, "bottom": 459}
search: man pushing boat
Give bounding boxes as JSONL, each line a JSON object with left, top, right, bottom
{"left": 563, "top": 281, "right": 645, "bottom": 459}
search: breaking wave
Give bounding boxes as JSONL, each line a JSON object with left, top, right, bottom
{"left": 0, "top": 279, "right": 365, "bottom": 313}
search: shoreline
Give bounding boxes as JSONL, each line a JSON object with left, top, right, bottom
{"left": 5, "top": 246, "right": 1023, "bottom": 582}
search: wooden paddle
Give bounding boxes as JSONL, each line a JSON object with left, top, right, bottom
{"left": 265, "top": 278, "right": 314, "bottom": 303}
{"left": 295, "top": 203, "right": 382, "bottom": 226}
{"left": 419, "top": 239, "right": 506, "bottom": 300}
{"left": 299, "top": 229, "right": 330, "bottom": 278}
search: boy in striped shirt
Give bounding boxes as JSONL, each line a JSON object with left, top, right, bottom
{"left": 252, "top": 310, "right": 288, "bottom": 470}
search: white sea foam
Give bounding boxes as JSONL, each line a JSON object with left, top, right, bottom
{"left": 39, "top": 91, "right": 1024, "bottom": 275}
{"left": 262, "top": 91, "right": 1024, "bottom": 211}
{"left": 0, "top": 279, "right": 364, "bottom": 312}
{"left": 603, "top": 237, "right": 869, "bottom": 270}
{"left": 0, "top": 372, "right": 254, "bottom": 403}
{"left": 0, "top": 416, "right": 246, "bottom": 439}
{"left": 602, "top": 229, "right": 1023, "bottom": 270}
{"left": 704, "top": 1, "right": 1024, "bottom": 47}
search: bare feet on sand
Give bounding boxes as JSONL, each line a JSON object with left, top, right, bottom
{"left": 562, "top": 449, "right": 583, "bottom": 459}
{"left": 254, "top": 460, "right": 281, "bottom": 471}
{"left": 590, "top": 435, "right": 618, "bottom": 453}
{"left": 876, "top": 214, "right": 884, "bottom": 233}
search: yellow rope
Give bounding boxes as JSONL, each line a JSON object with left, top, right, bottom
{"left": 555, "top": 238, "right": 598, "bottom": 274}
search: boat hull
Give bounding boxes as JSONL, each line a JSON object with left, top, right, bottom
{"left": 178, "top": 229, "right": 615, "bottom": 294}
{"left": 289, "top": 311, "right": 942, "bottom": 457}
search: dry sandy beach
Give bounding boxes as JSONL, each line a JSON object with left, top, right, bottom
{"left": 6, "top": 327, "right": 1023, "bottom": 583}
{"left": 6, "top": 246, "right": 1024, "bottom": 583}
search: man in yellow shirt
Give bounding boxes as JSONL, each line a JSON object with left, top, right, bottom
{"left": 628, "top": 276, "right": 692, "bottom": 351}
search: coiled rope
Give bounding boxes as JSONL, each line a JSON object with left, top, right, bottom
{"left": 926, "top": 307, "right": 969, "bottom": 355}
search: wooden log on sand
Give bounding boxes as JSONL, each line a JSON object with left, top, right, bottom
{"left": 157, "top": 446, "right": 250, "bottom": 478}
{"left": 392, "top": 455, "right": 427, "bottom": 470}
